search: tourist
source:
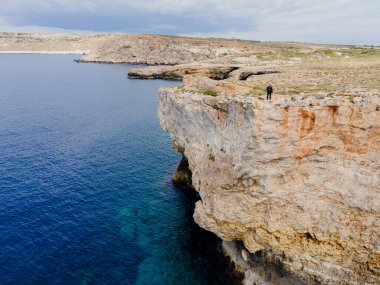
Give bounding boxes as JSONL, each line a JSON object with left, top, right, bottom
{"left": 266, "top": 85, "right": 273, "bottom": 100}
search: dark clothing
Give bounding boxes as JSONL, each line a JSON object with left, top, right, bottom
{"left": 266, "top": 86, "right": 273, "bottom": 100}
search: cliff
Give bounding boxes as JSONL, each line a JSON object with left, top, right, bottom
{"left": 158, "top": 88, "right": 380, "bottom": 284}
{"left": 3, "top": 31, "right": 379, "bottom": 284}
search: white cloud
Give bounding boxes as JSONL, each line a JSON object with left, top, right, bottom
{"left": 0, "top": 0, "right": 379, "bottom": 45}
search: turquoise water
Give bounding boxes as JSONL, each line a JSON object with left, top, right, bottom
{"left": 0, "top": 55, "right": 235, "bottom": 285}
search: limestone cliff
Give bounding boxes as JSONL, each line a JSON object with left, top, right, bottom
{"left": 158, "top": 88, "right": 380, "bottom": 284}
{"left": 3, "top": 31, "right": 380, "bottom": 284}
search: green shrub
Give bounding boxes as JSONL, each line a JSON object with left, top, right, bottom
{"left": 202, "top": 90, "right": 218, "bottom": 97}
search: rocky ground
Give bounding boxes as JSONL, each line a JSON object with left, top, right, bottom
{"left": 2, "top": 33, "right": 379, "bottom": 100}
{"left": 128, "top": 44, "right": 380, "bottom": 101}
{"left": 2, "top": 32, "right": 379, "bottom": 284}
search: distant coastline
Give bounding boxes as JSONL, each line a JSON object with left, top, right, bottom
{"left": 0, "top": 51, "right": 87, "bottom": 54}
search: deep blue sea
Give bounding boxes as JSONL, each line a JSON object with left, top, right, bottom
{"left": 0, "top": 55, "right": 235, "bottom": 285}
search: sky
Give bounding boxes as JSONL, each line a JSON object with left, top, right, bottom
{"left": 0, "top": 0, "right": 379, "bottom": 45}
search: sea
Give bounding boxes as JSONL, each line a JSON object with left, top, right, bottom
{"left": 0, "top": 55, "right": 236, "bottom": 285}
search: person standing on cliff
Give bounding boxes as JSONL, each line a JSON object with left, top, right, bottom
{"left": 266, "top": 85, "right": 273, "bottom": 100}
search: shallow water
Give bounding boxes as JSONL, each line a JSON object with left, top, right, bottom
{"left": 0, "top": 55, "right": 235, "bottom": 285}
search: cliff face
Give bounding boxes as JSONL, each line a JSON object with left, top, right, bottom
{"left": 158, "top": 88, "right": 380, "bottom": 284}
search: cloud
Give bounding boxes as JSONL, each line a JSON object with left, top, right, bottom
{"left": 0, "top": 0, "right": 379, "bottom": 45}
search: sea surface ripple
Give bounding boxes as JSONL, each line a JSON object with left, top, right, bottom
{"left": 0, "top": 55, "right": 235, "bottom": 285}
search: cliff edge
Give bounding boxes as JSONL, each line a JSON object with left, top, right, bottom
{"left": 4, "top": 32, "right": 378, "bottom": 284}
{"left": 158, "top": 88, "right": 380, "bottom": 284}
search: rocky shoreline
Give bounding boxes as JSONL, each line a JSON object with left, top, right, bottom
{"left": 2, "top": 32, "right": 379, "bottom": 284}
{"left": 148, "top": 41, "right": 379, "bottom": 283}
{"left": 157, "top": 88, "right": 380, "bottom": 284}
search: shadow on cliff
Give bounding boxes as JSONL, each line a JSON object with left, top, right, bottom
{"left": 173, "top": 155, "right": 244, "bottom": 285}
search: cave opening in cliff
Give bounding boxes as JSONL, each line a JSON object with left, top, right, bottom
{"left": 172, "top": 154, "right": 194, "bottom": 190}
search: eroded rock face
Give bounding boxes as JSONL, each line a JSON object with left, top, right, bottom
{"left": 128, "top": 65, "right": 239, "bottom": 80}
{"left": 158, "top": 88, "right": 380, "bottom": 284}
